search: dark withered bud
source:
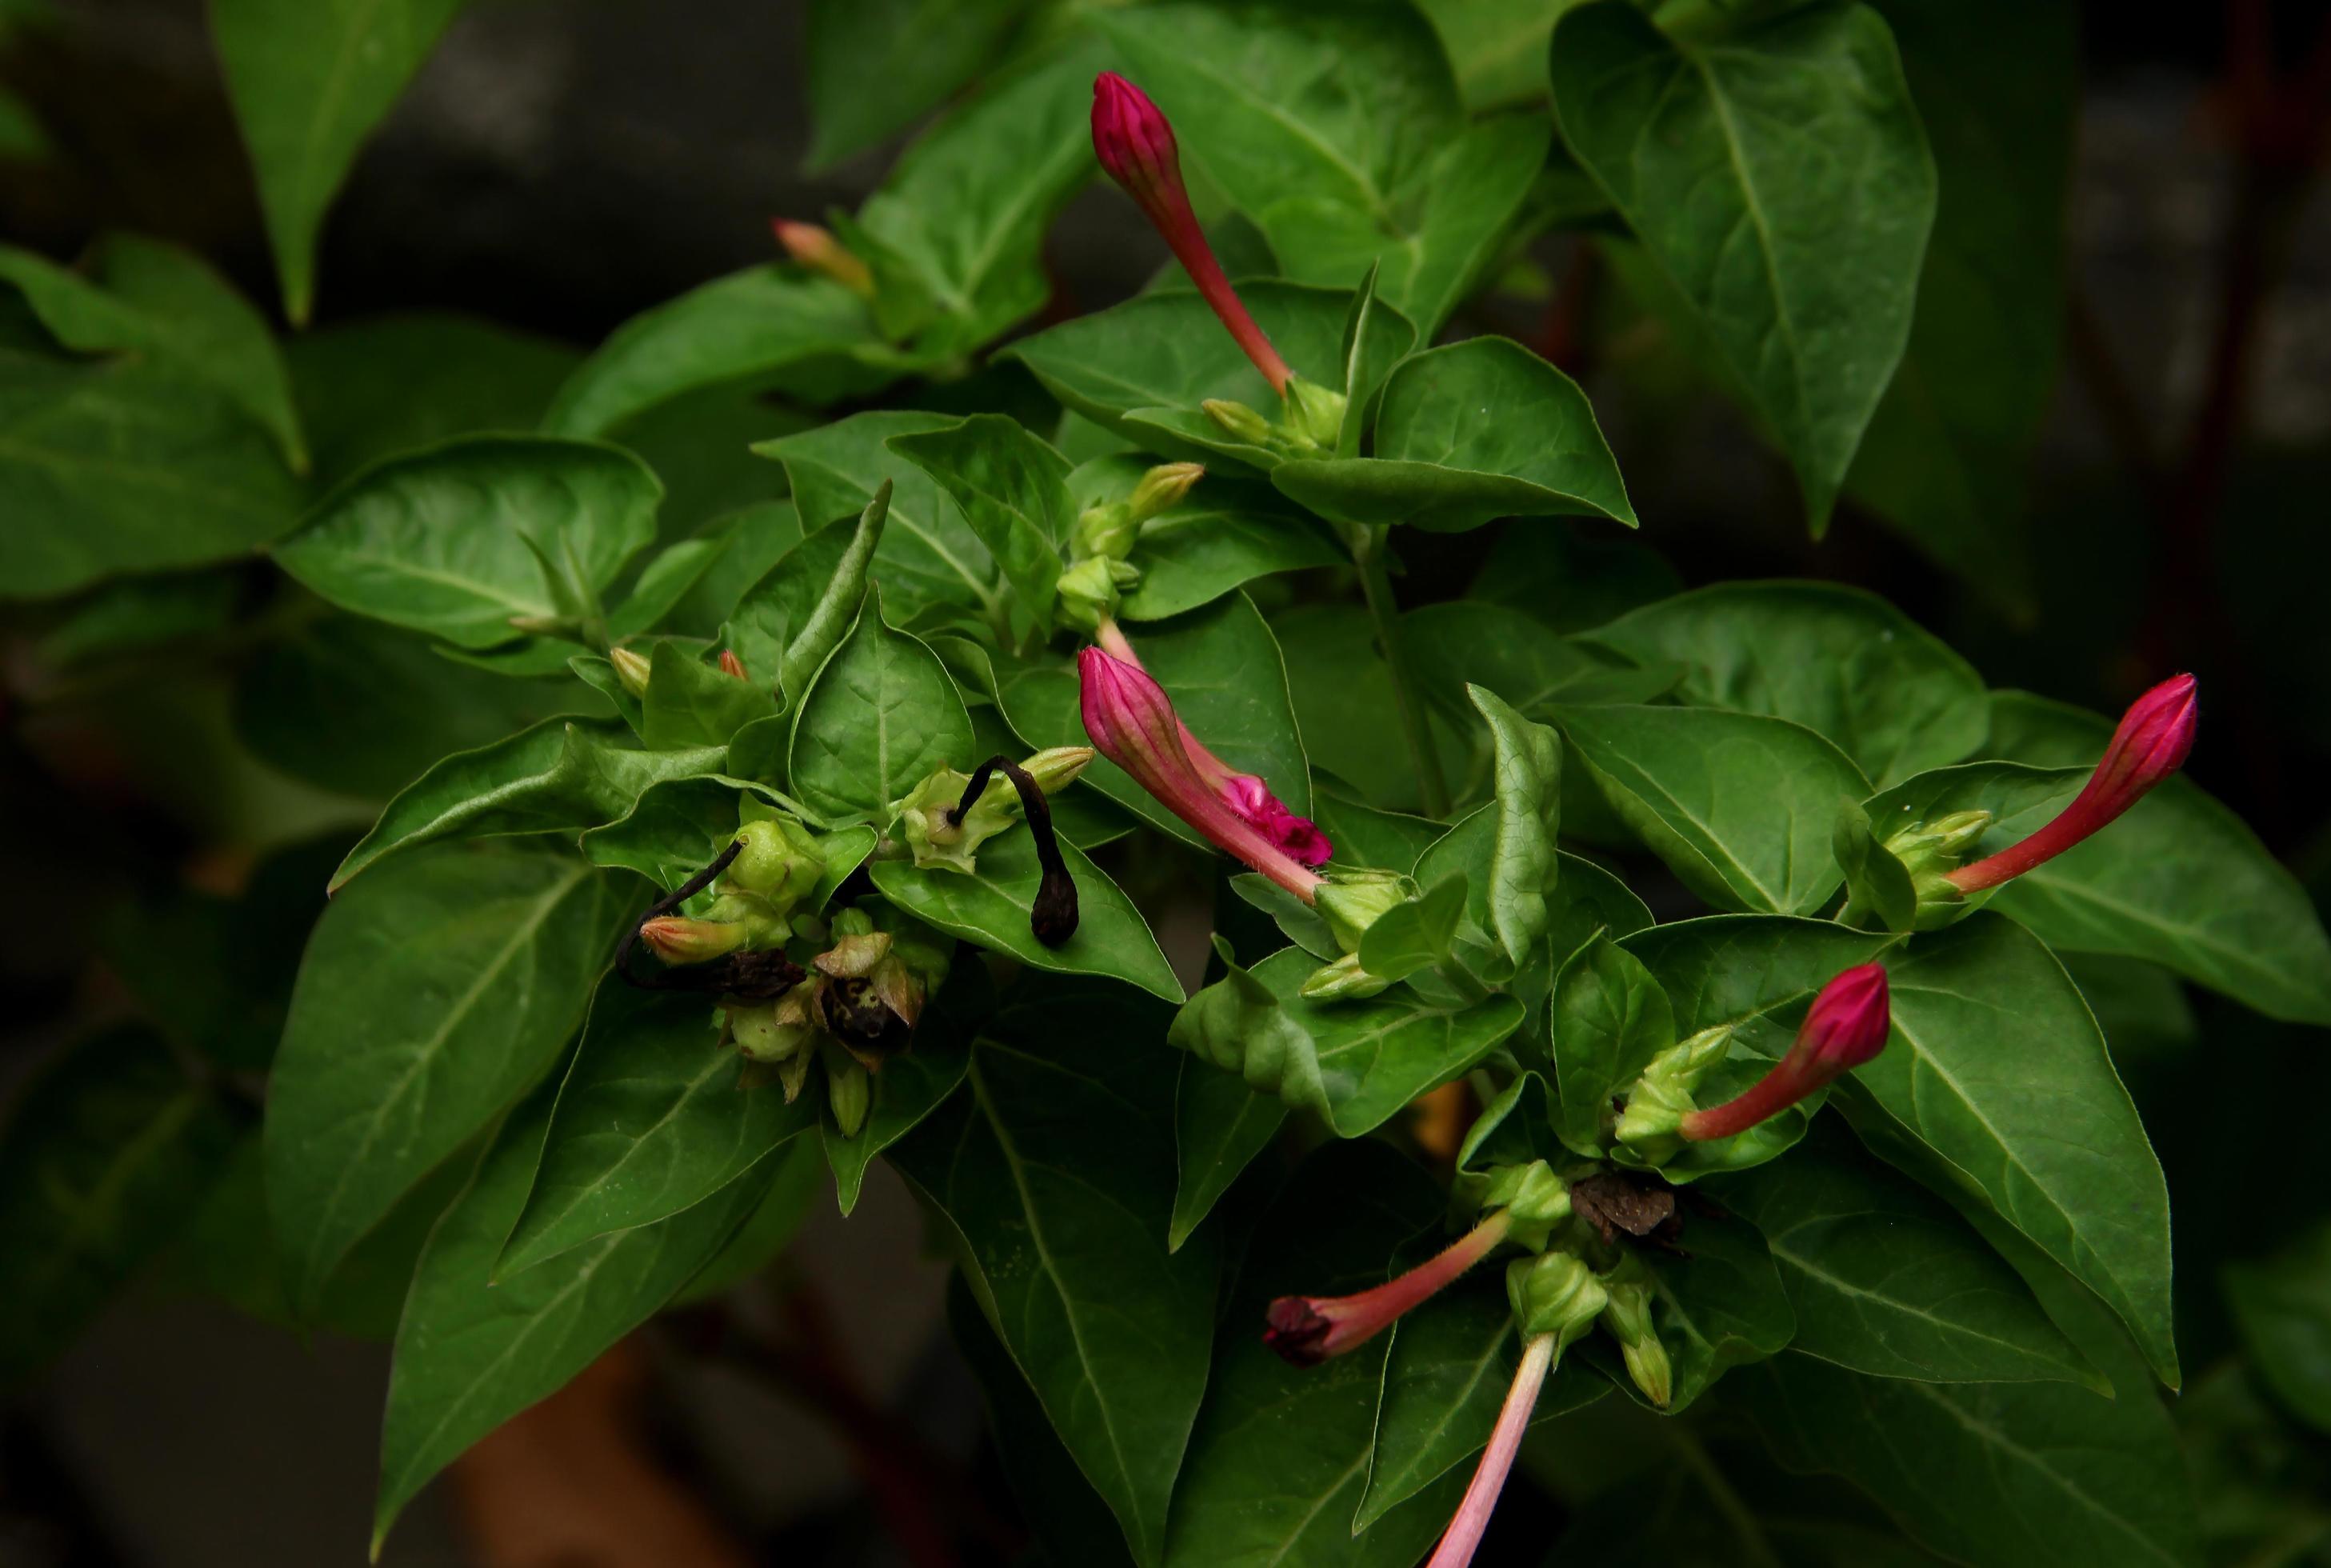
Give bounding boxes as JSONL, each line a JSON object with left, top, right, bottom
{"left": 954, "top": 754, "right": 1079, "bottom": 946}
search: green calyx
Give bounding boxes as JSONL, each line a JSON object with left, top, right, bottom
{"left": 896, "top": 749, "right": 1092, "bottom": 874}
{"left": 1506, "top": 1250, "right": 1608, "bottom": 1351}
{"left": 1894, "top": 808, "right": 1990, "bottom": 924}
{"left": 1314, "top": 867, "right": 1416, "bottom": 954}
{"left": 1297, "top": 950, "right": 1393, "bottom": 1001}
{"left": 1055, "top": 554, "right": 1139, "bottom": 634}
{"left": 1613, "top": 1025, "right": 1733, "bottom": 1164}
{"left": 1597, "top": 1254, "right": 1673, "bottom": 1408}
{"left": 1476, "top": 1160, "right": 1573, "bottom": 1253}
{"left": 1281, "top": 374, "right": 1347, "bottom": 450}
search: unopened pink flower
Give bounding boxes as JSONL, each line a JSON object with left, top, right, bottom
{"left": 1681, "top": 963, "right": 1889, "bottom": 1142}
{"left": 1091, "top": 71, "right": 1293, "bottom": 395}
{"left": 1947, "top": 674, "right": 2198, "bottom": 893}
{"left": 1263, "top": 1210, "right": 1512, "bottom": 1366}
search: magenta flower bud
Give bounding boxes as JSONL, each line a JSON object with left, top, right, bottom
{"left": 1078, "top": 648, "right": 1324, "bottom": 902}
{"left": 1680, "top": 963, "right": 1889, "bottom": 1142}
{"left": 1948, "top": 673, "right": 2198, "bottom": 894}
{"left": 1262, "top": 1211, "right": 1512, "bottom": 1367}
{"left": 1425, "top": 1331, "right": 1557, "bottom": 1568}
{"left": 1091, "top": 71, "right": 1294, "bottom": 395}
{"left": 718, "top": 649, "right": 748, "bottom": 682}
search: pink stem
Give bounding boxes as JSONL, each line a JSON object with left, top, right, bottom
{"left": 1426, "top": 1332, "right": 1556, "bottom": 1568}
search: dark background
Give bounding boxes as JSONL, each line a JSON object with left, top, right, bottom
{"left": 2, "top": 0, "right": 2327, "bottom": 1563}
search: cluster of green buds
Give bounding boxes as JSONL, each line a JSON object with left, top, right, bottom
{"left": 1055, "top": 461, "right": 1205, "bottom": 633}
{"left": 726, "top": 904, "right": 952, "bottom": 1137}
{"left": 1198, "top": 378, "right": 1346, "bottom": 458}
{"left": 1297, "top": 867, "right": 1416, "bottom": 999}
{"left": 639, "top": 807, "right": 830, "bottom": 962}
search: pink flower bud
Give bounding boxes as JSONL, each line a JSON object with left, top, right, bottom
{"left": 1680, "top": 964, "right": 1889, "bottom": 1142}
{"left": 1948, "top": 674, "right": 2198, "bottom": 893}
{"left": 718, "top": 649, "right": 748, "bottom": 682}
{"left": 1263, "top": 1211, "right": 1510, "bottom": 1366}
{"left": 639, "top": 915, "right": 751, "bottom": 966}
{"left": 1091, "top": 72, "right": 1294, "bottom": 395}
{"left": 1078, "top": 648, "right": 1323, "bottom": 901}
{"left": 772, "top": 218, "right": 874, "bottom": 298}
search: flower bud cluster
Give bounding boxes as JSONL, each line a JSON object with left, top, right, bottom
{"left": 896, "top": 746, "right": 1093, "bottom": 874}
{"left": 1055, "top": 462, "right": 1201, "bottom": 634}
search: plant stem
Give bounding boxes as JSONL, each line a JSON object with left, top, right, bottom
{"left": 1353, "top": 525, "right": 1449, "bottom": 818}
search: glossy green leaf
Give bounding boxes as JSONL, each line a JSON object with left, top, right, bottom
{"left": 1162, "top": 1138, "right": 1468, "bottom": 1567}
{"left": 0, "top": 1027, "right": 239, "bottom": 1386}
{"left": 0, "top": 350, "right": 305, "bottom": 599}
{"left": 722, "top": 484, "right": 888, "bottom": 713}
{"left": 757, "top": 411, "right": 1008, "bottom": 624}
{"left": 870, "top": 831, "right": 1182, "bottom": 1002}
{"left": 889, "top": 414, "right": 1072, "bottom": 638}
{"left": 1843, "top": 0, "right": 2074, "bottom": 607}
{"left": 802, "top": 0, "right": 1033, "bottom": 166}
{"left": 1465, "top": 684, "right": 1564, "bottom": 966}
{"left": 543, "top": 267, "right": 886, "bottom": 438}
{"left": 639, "top": 640, "right": 775, "bottom": 750}
{"left": 1058, "top": 456, "right": 1344, "bottom": 621}
{"left": 1550, "top": 0, "right": 1935, "bottom": 528}
{"left": 1716, "top": 1118, "right": 2100, "bottom": 1387}
{"left": 1274, "top": 338, "right": 1636, "bottom": 530}
{"left": 373, "top": 1086, "right": 765, "bottom": 1552}
{"left": 332, "top": 717, "right": 726, "bottom": 890}
{"left": 892, "top": 984, "right": 1219, "bottom": 1568}
{"left": 786, "top": 594, "right": 974, "bottom": 822}
{"left": 995, "top": 592, "right": 1310, "bottom": 850}
{"left": 273, "top": 437, "right": 660, "bottom": 648}
{"left": 2225, "top": 1221, "right": 2331, "bottom": 1435}
{"left": 1834, "top": 798, "right": 1920, "bottom": 932}
{"left": 0, "top": 232, "right": 305, "bottom": 468}
{"left": 1417, "top": 0, "right": 1566, "bottom": 107}
{"left": 1357, "top": 1268, "right": 1607, "bottom": 1529}
{"left": 1559, "top": 704, "right": 1872, "bottom": 914}
{"left": 1314, "top": 791, "right": 1448, "bottom": 871}
{"left": 1589, "top": 582, "right": 1987, "bottom": 786}
{"left": 1357, "top": 872, "right": 1469, "bottom": 984}
{"left": 1102, "top": 2, "right": 1540, "bottom": 333}
{"left": 1167, "top": 1055, "right": 1285, "bottom": 1254}
{"left": 676, "top": 1135, "right": 828, "bottom": 1305}
{"left": 266, "top": 844, "right": 620, "bottom": 1317}
{"left": 1549, "top": 934, "right": 1673, "bottom": 1157}
{"left": 1169, "top": 946, "right": 1525, "bottom": 1136}
{"left": 1738, "top": 1350, "right": 2201, "bottom": 1567}
{"left": 210, "top": 0, "right": 467, "bottom": 324}
{"left": 1406, "top": 602, "right": 1681, "bottom": 723}
{"left": 498, "top": 979, "right": 816, "bottom": 1275}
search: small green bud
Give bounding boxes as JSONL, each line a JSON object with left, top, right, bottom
{"left": 1314, "top": 867, "right": 1417, "bottom": 954}
{"left": 1281, "top": 374, "right": 1346, "bottom": 450}
{"left": 1613, "top": 1025, "right": 1733, "bottom": 1162}
{"left": 609, "top": 645, "right": 653, "bottom": 698}
{"left": 1476, "top": 1161, "right": 1572, "bottom": 1253}
{"left": 731, "top": 1002, "right": 812, "bottom": 1064}
{"left": 1598, "top": 1255, "right": 1672, "bottom": 1407}
{"left": 726, "top": 817, "right": 825, "bottom": 907}
{"left": 1297, "top": 950, "right": 1393, "bottom": 1001}
{"left": 1886, "top": 809, "right": 1992, "bottom": 927}
{"left": 1506, "top": 1250, "right": 1608, "bottom": 1350}
{"left": 826, "top": 1052, "right": 871, "bottom": 1138}
{"left": 1201, "top": 398, "right": 1276, "bottom": 446}
{"left": 1056, "top": 554, "right": 1124, "bottom": 634}
{"left": 1126, "top": 461, "right": 1204, "bottom": 521}
{"left": 1074, "top": 500, "right": 1140, "bottom": 561}
{"left": 1021, "top": 746, "right": 1094, "bottom": 794}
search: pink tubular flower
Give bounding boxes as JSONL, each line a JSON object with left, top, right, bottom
{"left": 1263, "top": 1211, "right": 1512, "bottom": 1366}
{"left": 1093, "top": 620, "right": 1331, "bottom": 869}
{"left": 1091, "top": 71, "right": 1293, "bottom": 395}
{"left": 1080, "top": 648, "right": 1324, "bottom": 901}
{"left": 1680, "top": 964, "right": 1890, "bottom": 1142}
{"left": 1947, "top": 673, "right": 2198, "bottom": 894}
{"left": 1425, "top": 1332, "right": 1557, "bottom": 1568}
{"left": 772, "top": 218, "right": 874, "bottom": 298}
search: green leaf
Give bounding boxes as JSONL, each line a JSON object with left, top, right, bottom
{"left": 870, "top": 831, "right": 1183, "bottom": 1002}
{"left": 332, "top": 717, "right": 726, "bottom": 890}
{"left": 1462, "top": 684, "right": 1565, "bottom": 963}
{"left": 210, "top": 0, "right": 466, "bottom": 325}
{"left": 994, "top": 592, "right": 1310, "bottom": 850}
{"left": 892, "top": 984, "right": 1219, "bottom": 1568}
{"left": 1167, "top": 1056, "right": 1285, "bottom": 1254}
{"left": 1737, "top": 1350, "right": 2202, "bottom": 1567}
{"left": 1550, "top": 0, "right": 1936, "bottom": 528}
{"left": 802, "top": 0, "right": 1033, "bottom": 167}
{"left": 1833, "top": 798, "right": 1920, "bottom": 932}
{"left": 580, "top": 776, "right": 867, "bottom": 896}
{"left": 1843, "top": 0, "right": 2075, "bottom": 607}
{"left": 1589, "top": 1204, "right": 1797, "bottom": 1411}
{"left": 639, "top": 640, "right": 775, "bottom": 750}
{"left": 676, "top": 1135, "right": 827, "bottom": 1304}
{"left": 1716, "top": 1118, "right": 2101, "bottom": 1387}
{"left": 1101, "top": 2, "right": 1539, "bottom": 334}
{"left": 757, "top": 411, "right": 1009, "bottom": 624}
{"left": 1169, "top": 946, "right": 1524, "bottom": 1136}
{"left": 1416, "top": 0, "right": 1566, "bottom": 108}
{"left": 0, "top": 232, "right": 306, "bottom": 469}
{"left": 1407, "top": 602, "right": 1681, "bottom": 721}
{"left": 1469, "top": 525, "right": 1684, "bottom": 635}
{"left": 0, "top": 350, "right": 304, "bottom": 600}
{"left": 273, "top": 437, "right": 660, "bottom": 648}
{"left": 1589, "top": 582, "right": 1986, "bottom": 786}
{"left": 373, "top": 1084, "right": 765, "bottom": 1553}
{"left": 1060, "top": 456, "right": 1344, "bottom": 621}
{"left": 1357, "top": 1269, "right": 1607, "bottom": 1529}
{"left": 1161, "top": 1139, "right": 1469, "bottom": 1567}
{"left": 1629, "top": 912, "right": 2179, "bottom": 1387}
{"left": 2225, "top": 1221, "right": 2331, "bottom": 1436}
{"left": 498, "top": 979, "right": 816, "bottom": 1275}
{"left": 1314, "top": 790, "right": 1449, "bottom": 870}
{"left": 889, "top": 414, "right": 1073, "bottom": 638}
{"left": 786, "top": 593, "right": 974, "bottom": 823}
{"left": 1357, "top": 872, "right": 1470, "bottom": 984}
{"left": 1549, "top": 934, "right": 1674, "bottom": 1157}
{"left": 722, "top": 485, "right": 889, "bottom": 711}
{"left": 1558, "top": 704, "right": 1872, "bottom": 914}
{"left": 1273, "top": 338, "right": 1636, "bottom": 530}
{"left": 266, "top": 844, "right": 620, "bottom": 1318}
{"left": 542, "top": 267, "right": 887, "bottom": 438}
{"left": 0, "top": 1027, "right": 239, "bottom": 1386}
{"left": 822, "top": 962, "right": 985, "bottom": 1218}
{"left": 1004, "top": 281, "right": 1408, "bottom": 459}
